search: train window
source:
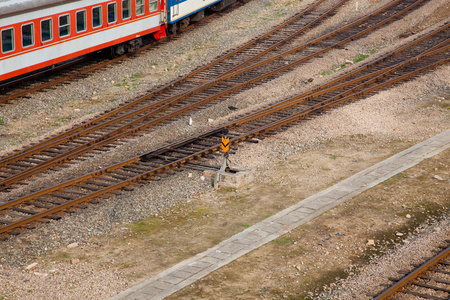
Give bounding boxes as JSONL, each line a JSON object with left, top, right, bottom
{"left": 76, "top": 10, "right": 87, "bottom": 32}
{"left": 92, "top": 6, "right": 102, "bottom": 28}
{"left": 149, "top": 0, "right": 158, "bottom": 12}
{"left": 1, "top": 28, "right": 14, "bottom": 53}
{"left": 41, "top": 19, "right": 53, "bottom": 42}
{"left": 59, "top": 14, "right": 70, "bottom": 37}
{"left": 136, "top": 0, "right": 144, "bottom": 16}
{"left": 108, "top": 2, "right": 117, "bottom": 24}
{"left": 22, "top": 23, "right": 34, "bottom": 48}
{"left": 122, "top": 0, "right": 131, "bottom": 20}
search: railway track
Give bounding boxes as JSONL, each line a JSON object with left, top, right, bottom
{"left": 0, "top": 0, "right": 246, "bottom": 104}
{"left": 0, "top": 18, "right": 448, "bottom": 238}
{"left": 0, "top": 0, "right": 433, "bottom": 195}
{"left": 373, "top": 243, "right": 450, "bottom": 300}
{"left": 0, "top": 0, "right": 345, "bottom": 191}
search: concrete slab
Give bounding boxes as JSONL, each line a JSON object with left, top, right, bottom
{"left": 178, "top": 265, "right": 202, "bottom": 275}
{"left": 204, "top": 167, "right": 254, "bottom": 189}
{"left": 217, "top": 242, "right": 247, "bottom": 254}
{"left": 110, "top": 130, "right": 449, "bottom": 300}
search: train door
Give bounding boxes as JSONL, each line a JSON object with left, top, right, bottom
{"left": 172, "top": 0, "right": 180, "bottom": 18}
{"left": 160, "top": 0, "right": 167, "bottom": 24}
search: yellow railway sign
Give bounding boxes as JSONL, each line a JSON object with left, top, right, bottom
{"left": 221, "top": 136, "right": 230, "bottom": 152}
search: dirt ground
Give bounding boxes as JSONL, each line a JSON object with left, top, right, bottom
{"left": 167, "top": 145, "right": 449, "bottom": 299}
{"left": 0, "top": 0, "right": 449, "bottom": 299}
{"left": 8, "top": 123, "right": 447, "bottom": 300}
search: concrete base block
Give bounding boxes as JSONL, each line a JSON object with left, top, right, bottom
{"left": 203, "top": 167, "right": 253, "bottom": 189}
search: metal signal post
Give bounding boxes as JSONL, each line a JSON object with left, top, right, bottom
{"left": 216, "top": 129, "right": 231, "bottom": 184}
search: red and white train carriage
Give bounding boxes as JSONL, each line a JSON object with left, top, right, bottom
{"left": 0, "top": 0, "right": 238, "bottom": 83}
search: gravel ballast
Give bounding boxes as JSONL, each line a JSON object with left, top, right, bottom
{"left": 0, "top": 0, "right": 449, "bottom": 299}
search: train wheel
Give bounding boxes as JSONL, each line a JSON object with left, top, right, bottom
{"left": 109, "top": 43, "right": 127, "bottom": 58}
{"left": 128, "top": 38, "right": 143, "bottom": 53}
{"left": 169, "top": 23, "right": 178, "bottom": 35}
{"left": 179, "top": 17, "right": 190, "bottom": 31}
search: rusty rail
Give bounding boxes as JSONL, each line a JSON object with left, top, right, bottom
{"left": 0, "top": 0, "right": 246, "bottom": 103}
{"left": 0, "top": 27, "right": 447, "bottom": 237}
{"left": 0, "top": 0, "right": 351, "bottom": 189}
{"left": 0, "top": 0, "right": 441, "bottom": 195}
{"left": 0, "top": 0, "right": 431, "bottom": 194}
{"left": 373, "top": 245, "right": 450, "bottom": 300}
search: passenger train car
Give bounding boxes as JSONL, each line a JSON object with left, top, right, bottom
{"left": 0, "top": 0, "right": 238, "bottom": 83}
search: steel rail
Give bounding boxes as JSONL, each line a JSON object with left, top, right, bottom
{"left": 0, "top": 0, "right": 333, "bottom": 159}
{"left": 0, "top": 0, "right": 350, "bottom": 183}
{"left": 1, "top": 58, "right": 446, "bottom": 235}
{"left": 0, "top": 37, "right": 447, "bottom": 236}
{"left": 238, "top": 39, "right": 450, "bottom": 122}
{"left": 0, "top": 0, "right": 246, "bottom": 104}
{"left": 0, "top": 0, "right": 428, "bottom": 167}
{"left": 0, "top": 0, "right": 443, "bottom": 192}
{"left": 373, "top": 246, "right": 450, "bottom": 300}
{"left": 243, "top": 56, "right": 449, "bottom": 136}
{"left": 105, "top": 0, "right": 420, "bottom": 121}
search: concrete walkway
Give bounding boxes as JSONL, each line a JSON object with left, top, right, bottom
{"left": 110, "top": 130, "right": 450, "bottom": 300}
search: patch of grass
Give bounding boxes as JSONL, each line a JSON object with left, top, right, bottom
{"left": 0, "top": 116, "right": 4, "bottom": 126}
{"left": 320, "top": 53, "right": 369, "bottom": 76}
{"left": 320, "top": 70, "right": 333, "bottom": 76}
{"left": 129, "top": 217, "right": 164, "bottom": 233}
{"left": 382, "top": 172, "right": 407, "bottom": 185}
{"left": 396, "top": 173, "right": 407, "bottom": 179}
{"left": 285, "top": 0, "right": 303, "bottom": 6}
{"left": 237, "top": 222, "right": 251, "bottom": 228}
{"left": 336, "top": 63, "right": 346, "bottom": 71}
{"left": 220, "top": 187, "right": 236, "bottom": 193}
{"left": 285, "top": 268, "right": 348, "bottom": 299}
{"left": 272, "top": 237, "right": 298, "bottom": 245}
{"left": 353, "top": 53, "right": 369, "bottom": 64}
{"left": 120, "top": 262, "right": 136, "bottom": 270}
{"left": 130, "top": 72, "right": 143, "bottom": 80}
{"left": 58, "top": 252, "right": 70, "bottom": 259}
{"left": 55, "top": 116, "right": 72, "bottom": 123}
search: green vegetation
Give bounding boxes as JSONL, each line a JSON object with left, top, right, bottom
{"left": 262, "top": 9, "right": 286, "bottom": 23}
{"left": 320, "top": 70, "right": 333, "bottom": 76}
{"left": 115, "top": 72, "right": 143, "bottom": 89}
{"left": 129, "top": 217, "right": 164, "bottom": 233}
{"left": 130, "top": 72, "right": 143, "bottom": 80}
{"left": 353, "top": 53, "right": 369, "bottom": 63}
{"left": 320, "top": 53, "right": 370, "bottom": 76}
{"left": 55, "top": 116, "right": 72, "bottom": 124}
{"left": 285, "top": 0, "right": 303, "bottom": 6}
{"left": 58, "top": 252, "right": 70, "bottom": 259}
{"left": 0, "top": 116, "right": 4, "bottom": 126}
{"left": 272, "top": 237, "right": 298, "bottom": 245}
{"left": 382, "top": 172, "right": 407, "bottom": 185}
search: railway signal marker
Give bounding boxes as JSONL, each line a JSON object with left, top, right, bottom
{"left": 221, "top": 136, "right": 230, "bottom": 152}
